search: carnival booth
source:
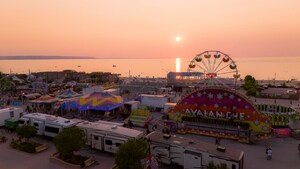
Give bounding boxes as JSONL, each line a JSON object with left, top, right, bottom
{"left": 125, "top": 109, "right": 153, "bottom": 127}
{"left": 168, "top": 86, "right": 272, "bottom": 143}
{"left": 63, "top": 92, "right": 124, "bottom": 119}
{"left": 30, "top": 95, "right": 59, "bottom": 114}
{"left": 256, "top": 104, "right": 297, "bottom": 137}
{"left": 257, "top": 104, "right": 296, "bottom": 126}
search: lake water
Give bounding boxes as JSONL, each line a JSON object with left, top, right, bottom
{"left": 0, "top": 57, "right": 299, "bottom": 80}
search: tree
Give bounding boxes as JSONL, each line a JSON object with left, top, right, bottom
{"left": 208, "top": 161, "right": 217, "bottom": 169}
{"left": 53, "top": 127, "right": 85, "bottom": 159}
{"left": 218, "top": 163, "right": 229, "bottom": 169}
{"left": 115, "top": 139, "right": 149, "bottom": 169}
{"left": 244, "top": 75, "right": 256, "bottom": 90}
{"left": 16, "top": 125, "right": 37, "bottom": 142}
{"left": 246, "top": 87, "right": 257, "bottom": 96}
{"left": 207, "top": 161, "right": 229, "bottom": 169}
{"left": 243, "top": 75, "right": 257, "bottom": 96}
{"left": 0, "top": 77, "right": 16, "bottom": 94}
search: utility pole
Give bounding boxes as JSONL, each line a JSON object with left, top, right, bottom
{"left": 273, "top": 73, "right": 276, "bottom": 86}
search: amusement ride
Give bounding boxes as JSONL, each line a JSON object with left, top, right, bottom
{"left": 188, "top": 50, "right": 240, "bottom": 88}
{"left": 166, "top": 50, "right": 273, "bottom": 143}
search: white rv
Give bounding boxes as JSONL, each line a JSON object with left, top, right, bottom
{"left": 76, "top": 121, "right": 144, "bottom": 153}
{"left": 0, "top": 107, "right": 25, "bottom": 126}
{"left": 18, "top": 113, "right": 78, "bottom": 137}
{"left": 139, "top": 94, "right": 169, "bottom": 109}
{"left": 146, "top": 132, "right": 244, "bottom": 169}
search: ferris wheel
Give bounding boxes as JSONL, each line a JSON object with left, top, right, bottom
{"left": 188, "top": 50, "right": 240, "bottom": 88}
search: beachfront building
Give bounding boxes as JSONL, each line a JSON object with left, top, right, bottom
{"left": 167, "top": 72, "right": 203, "bottom": 85}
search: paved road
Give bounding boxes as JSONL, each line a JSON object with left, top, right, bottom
{"left": 0, "top": 130, "right": 115, "bottom": 169}
{"left": 1, "top": 111, "right": 299, "bottom": 169}
{"left": 0, "top": 131, "right": 64, "bottom": 169}
{"left": 149, "top": 112, "right": 300, "bottom": 169}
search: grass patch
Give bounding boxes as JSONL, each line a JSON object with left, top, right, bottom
{"left": 11, "top": 141, "right": 42, "bottom": 153}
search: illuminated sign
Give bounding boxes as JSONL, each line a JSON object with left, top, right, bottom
{"left": 185, "top": 109, "right": 245, "bottom": 120}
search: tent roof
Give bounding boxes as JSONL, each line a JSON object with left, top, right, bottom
{"left": 79, "top": 92, "right": 122, "bottom": 106}
{"left": 58, "top": 89, "right": 82, "bottom": 98}
{"left": 30, "top": 95, "right": 59, "bottom": 104}
{"left": 63, "top": 92, "right": 123, "bottom": 111}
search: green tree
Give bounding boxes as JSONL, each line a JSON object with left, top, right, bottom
{"left": 0, "top": 78, "right": 16, "bottom": 94}
{"left": 244, "top": 75, "right": 256, "bottom": 89}
{"left": 207, "top": 161, "right": 229, "bottom": 169}
{"left": 53, "top": 127, "right": 85, "bottom": 159}
{"left": 246, "top": 87, "right": 257, "bottom": 96}
{"left": 208, "top": 161, "right": 217, "bottom": 169}
{"left": 115, "top": 139, "right": 149, "bottom": 169}
{"left": 218, "top": 163, "right": 229, "bottom": 169}
{"left": 243, "top": 75, "right": 257, "bottom": 96}
{"left": 16, "top": 125, "right": 37, "bottom": 142}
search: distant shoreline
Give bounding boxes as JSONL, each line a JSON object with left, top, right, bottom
{"left": 0, "top": 56, "right": 96, "bottom": 60}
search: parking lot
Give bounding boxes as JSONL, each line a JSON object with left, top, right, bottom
{"left": 1, "top": 109, "right": 300, "bottom": 169}
{"left": 0, "top": 130, "right": 115, "bottom": 169}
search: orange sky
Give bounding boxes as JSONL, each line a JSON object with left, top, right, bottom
{"left": 1, "top": 0, "right": 300, "bottom": 58}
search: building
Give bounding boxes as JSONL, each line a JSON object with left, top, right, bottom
{"left": 167, "top": 72, "right": 203, "bottom": 86}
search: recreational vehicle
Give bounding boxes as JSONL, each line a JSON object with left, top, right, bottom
{"left": 95, "top": 120, "right": 123, "bottom": 126}
{"left": 0, "top": 107, "right": 25, "bottom": 127}
{"left": 76, "top": 121, "right": 144, "bottom": 153}
{"left": 18, "top": 113, "right": 78, "bottom": 137}
{"left": 146, "top": 132, "right": 244, "bottom": 169}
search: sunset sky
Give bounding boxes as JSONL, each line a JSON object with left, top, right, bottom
{"left": 1, "top": 0, "right": 300, "bottom": 58}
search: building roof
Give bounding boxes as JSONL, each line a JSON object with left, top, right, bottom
{"left": 22, "top": 113, "right": 77, "bottom": 127}
{"left": 30, "top": 95, "right": 59, "bottom": 104}
{"left": 24, "top": 93, "right": 41, "bottom": 99}
{"left": 124, "top": 100, "right": 140, "bottom": 105}
{"left": 146, "top": 131, "right": 244, "bottom": 162}
{"left": 139, "top": 94, "right": 167, "bottom": 98}
{"left": 164, "top": 102, "right": 177, "bottom": 106}
{"left": 0, "top": 107, "right": 23, "bottom": 114}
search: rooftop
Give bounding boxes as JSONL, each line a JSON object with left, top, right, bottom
{"left": 22, "top": 113, "right": 77, "bottom": 127}
{"left": 0, "top": 107, "right": 23, "bottom": 114}
{"left": 76, "top": 121, "right": 143, "bottom": 138}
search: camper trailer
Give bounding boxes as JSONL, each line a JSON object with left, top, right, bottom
{"left": 18, "top": 113, "right": 78, "bottom": 137}
{"left": 76, "top": 121, "right": 144, "bottom": 153}
{"left": 146, "top": 132, "right": 244, "bottom": 169}
{"left": 0, "top": 107, "right": 25, "bottom": 127}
